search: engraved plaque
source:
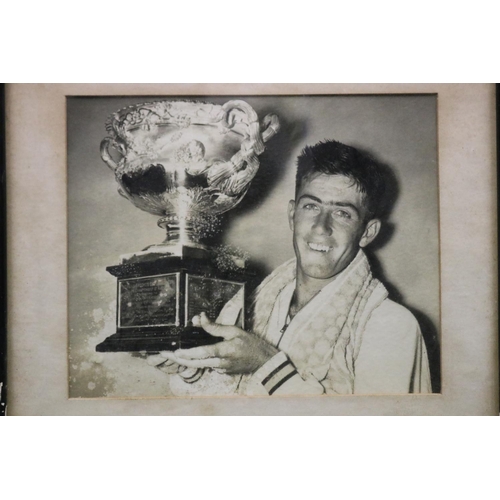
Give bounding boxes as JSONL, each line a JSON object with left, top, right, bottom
{"left": 118, "top": 274, "right": 179, "bottom": 328}
{"left": 186, "top": 276, "right": 244, "bottom": 327}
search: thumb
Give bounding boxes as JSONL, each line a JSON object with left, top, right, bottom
{"left": 197, "top": 312, "right": 238, "bottom": 340}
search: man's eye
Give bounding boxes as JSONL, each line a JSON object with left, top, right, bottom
{"left": 303, "top": 203, "right": 319, "bottom": 211}
{"left": 335, "top": 210, "right": 352, "bottom": 219}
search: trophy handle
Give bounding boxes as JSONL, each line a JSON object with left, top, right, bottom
{"left": 208, "top": 104, "right": 281, "bottom": 195}
{"left": 261, "top": 113, "right": 280, "bottom": 143}
{"left": 221, "top": 100, "right": 265, "bottom": 155}
{"left": 221, "top": 101, "right": 280, "bottom": 155}
{"left": 100, "top": 137, "right": 125, "bottom": 171}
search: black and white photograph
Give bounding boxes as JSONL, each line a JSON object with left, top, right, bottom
{"left": 67, "top": 94, "right": 440, "bottom": 398}
{"left": 2, "top": 6, "right": 499, "bottom": 500}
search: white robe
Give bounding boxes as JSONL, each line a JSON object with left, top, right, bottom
{"left": 169, "top": 251, "right": 432, "bottom": 396}
{"left": 242, "top": 282, "right": 432, "bottom": 395}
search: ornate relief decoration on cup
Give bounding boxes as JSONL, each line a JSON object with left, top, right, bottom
{"left": 100, "top": 99, "right": 280, "bottom": 226}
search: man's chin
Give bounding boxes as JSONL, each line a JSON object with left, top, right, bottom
{"left": 299, "top": 262, "right": 339, "bottom": 281}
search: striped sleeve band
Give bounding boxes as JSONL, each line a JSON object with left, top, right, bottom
{"left": 252, "top": 351, "right": 302, "bottom": 395}
{"left": 261, "top": 358, "right": 297, "bottom": 395}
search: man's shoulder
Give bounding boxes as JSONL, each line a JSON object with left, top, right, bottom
{"left": 366, "top": 297, "right": 420, "bottom": 337}
{"left": 355, "top": 297, "right": 422, "bottom": 363}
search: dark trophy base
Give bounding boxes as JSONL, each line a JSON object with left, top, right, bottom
{"left": 95, "top": 326, "right": 223, "bottom": 353}
{"left": 96, "top": 248, "right": 251, "bottom": 353}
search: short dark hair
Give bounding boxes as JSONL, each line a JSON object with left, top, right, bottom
{"left": 296, "top": 139, "right": 392, "bottom": 220}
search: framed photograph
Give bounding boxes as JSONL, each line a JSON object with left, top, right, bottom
{"left": 5, "top": 84, "right": 498, "bottom": 415}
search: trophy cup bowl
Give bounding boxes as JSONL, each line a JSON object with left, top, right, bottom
{"left": 100, "top": 99, "right": 280, "bottom": 261}
{"left": 96, "top": 99, "right": 280, "bottom": 353}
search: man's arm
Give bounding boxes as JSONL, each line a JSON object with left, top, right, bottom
{"left": 161, "top": 313, "right": 325, "bottom": 396}
{"left": 244, "top": 350, "right": 325, "bottom": 396}
{"left": 162, "top": 312, "right": 279, "bottom": 374}
{"left": 353, "top": 299, "right": 432, "bottom": 394}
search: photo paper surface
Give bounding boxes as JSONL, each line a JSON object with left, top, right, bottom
{"left": 67, "top": 94, "right": 440, "bottom": 399}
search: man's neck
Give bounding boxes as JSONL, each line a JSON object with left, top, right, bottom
{"left": 290, "top": 271, "right": 337, "bottom": 318}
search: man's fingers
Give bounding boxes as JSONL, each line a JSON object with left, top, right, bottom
{"left": 167, "top": 355, "right": 223, "bottom": 369}
{"left": 146, "top": 354, "right": 169, "bottom": 367}
{"left": 196, "top": 312, "right": 238, "bottom": 340}
{"left": 175, "top": 345, "right": 219, "bottom": 360}
{"left": 161, "top": 351, "right": 221, "bottom": 369}
{"left": 158, "top": 351, "right": 179, "bottom": 363}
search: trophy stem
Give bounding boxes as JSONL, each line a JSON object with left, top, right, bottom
{"left": 120, "top": 215, "right": 208, "bottom": 263}
{"left": 153, "top": 215, "right": 209, "bottom": 256}
{"left": 158, "top": 216, "right": 195, "bottom": 246}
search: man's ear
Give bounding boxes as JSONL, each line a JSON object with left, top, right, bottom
{"left": 359, "top": 219, "right": 381, "bottom": 248}
{"left": 288, "top": 200, "right": 296, "bottom": 231}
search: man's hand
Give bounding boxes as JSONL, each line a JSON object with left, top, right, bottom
{"left": 143, "top": 352, "right": 205, "bottom": 383}
{"left": 160, "top": 312, "right": 279, "bottom": 375}
{"left": 144, "top": 352, "right": 181, "bottom": 374}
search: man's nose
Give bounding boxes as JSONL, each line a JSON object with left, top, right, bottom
{"left": 312, "top": 211, "right": 333, "bottom": 235}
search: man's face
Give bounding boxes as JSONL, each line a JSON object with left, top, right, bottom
{"left": 288, "top": 173, "right": 380, "bottom": 284}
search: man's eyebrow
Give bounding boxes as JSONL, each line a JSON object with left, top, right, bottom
{"left": 297, "top": 195, "right": 361, "bottom": 217}
{"left": 333, "top": 201, "right": 360, "bottom": 217}
{"left": 297, "top": 194, "right": 322, "bottom": 204}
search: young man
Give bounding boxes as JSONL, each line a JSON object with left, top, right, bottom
{"left": 152, "top": 140, "right": 432, "bottom": 395}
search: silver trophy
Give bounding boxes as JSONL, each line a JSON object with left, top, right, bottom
{"left": 96, "top": 99, "right": 280, "bottom": 352}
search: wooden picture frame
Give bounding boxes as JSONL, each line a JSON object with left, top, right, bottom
{"left": 5, "top": 83, "right": 498, "bottom": 415}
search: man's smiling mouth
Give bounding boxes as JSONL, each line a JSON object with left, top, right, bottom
{"left": 308, "top": 242, "right": 332, "bottom": 252}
